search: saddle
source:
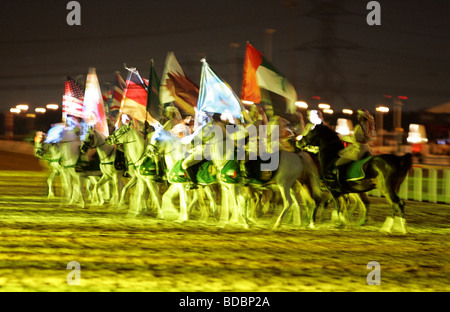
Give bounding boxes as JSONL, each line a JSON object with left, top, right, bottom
{"left": 75, "top": 152, "right": 100, "bottom": 172}
{"left": 219, "top": 160, "right": 240, "bottom": 184}
{"left": 244, "top": 155, "right": 279, "bottom": 185}
{"left": 114, "top": 150, "right": 126, "bottom": 171}
{"left": 324, "top": 156, "right": 372, "bottom": 191}
{"left": 139, "top": 155, "right": 158, "bottom": 177}
{"left": 345, "top": 156, "right": 372, "bottom": 181}
{"left": 168, "top": 159, "right": 217, "bottom": 185}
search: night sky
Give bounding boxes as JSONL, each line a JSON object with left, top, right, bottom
{"left": 0, "top": 0, "right": 449, "bottom": 114}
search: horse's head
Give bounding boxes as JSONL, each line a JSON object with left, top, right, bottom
{"left": 297, "top": 125, "right": 321, "bottom": 150}
{"left": 80, "top": 127, "right": 96, "bottom": 153}
{"left": 298, "top": 123, "right": 344, "bottom": 155}
{"left": 106, "top": 124, "right": 130, "bottom": 145}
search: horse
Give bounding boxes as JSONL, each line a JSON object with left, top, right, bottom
{"left": 105, "top": 124, "right": 162, "bottom": 217}
{"left": 80, "top": 127, "right": 125, "bottom": 206}
{"left": 298, "top": 123, "right": 412, "bottom": 233}
{"left": 196, "top": 122, "right": 323, "bottom": 230}
{"left": 149, "top": 125, "right": 217, "bottom": 222}
{"left": 34, "top": 130, "right": 63, "bottom": 198}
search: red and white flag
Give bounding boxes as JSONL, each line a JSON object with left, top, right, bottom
{"left": 83, "top": 67, "right": 109, "bottom": 136}
{"left": 62, "top": 76, "right": 84, "bottom": 120}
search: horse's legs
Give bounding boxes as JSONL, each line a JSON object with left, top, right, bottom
{"left": 202, "top": 185, "right": 217, "bottom": 221}
{"left": 329, "top": 191, "right": 347, "bottom": 227}
{"left": 47, "top": 167, "right": 59, "bottom": 198}
{"left": 177, "top": 183, "right": 188, "bottom": 222}
{"left": 161, "top": 183, "right": 180, "bottom": 220}
{"left": 186, "top": 188, "right": 199, "bottom": 216}
{"left": 143, "top": 178, "right": 161, "bottom": 217}
{"left": 374, "top": 169, "right": 407, "bottom": 234}
{"left": 273, "top": 183, "right": 293, "bottom": 230}
{"left": 379, "top": 181, "right": 407, "bottom": 234}
{"left": 110, "top": 172, "right": 120, "bottom": 205}
{"left": 60, "top": 168, "right": 72, "bottom": 202}
{"left": 290, "top": 186, "right": 302, "bottom": 226}
{"left": 118, "top": 174, "right": 137, "bottom": 208}
{"left": 91, "top": 174, "right": 110, "bottom": 205}
{"left": 356, "top": 192, "right": 370, "bottom": 226}
{"left": 127, "top": 177, "right": 146, "bottom": 217}
{"left": 69, "top": 169, "right": 85, "bottom": 208}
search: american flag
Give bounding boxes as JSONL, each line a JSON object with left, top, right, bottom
{"left": 62, "top": 76, "right": 84, "bottom": 119}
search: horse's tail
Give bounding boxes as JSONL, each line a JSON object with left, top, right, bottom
{"left": 298, "top": 152, "right": 323, "bottom": 198}
{"left": 399, "top": 153, "right": 413, "bottom": 178}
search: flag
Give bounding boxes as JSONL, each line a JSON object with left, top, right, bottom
{"left": 160, "top": 52, "right": 198, "bottom": 116}
{"left": 62, "top": 76, "right": 84, "bottom": 120}
{"left": 241, "top": 42, "right": 297, "bottom": 114}
{"left": 119, "top": 67, "right": 158, "bottom": 125}
{"left": 82, "top": 67, "right": 109, "bottom": 136}
{"left": 146, "top": 59, "right": 162, "bottom": 121}
{"left": 108, "top": 71, "right": 126, "bottom": 111}
{"left": 197, "top": 59, "right": 241, "bottom": 119}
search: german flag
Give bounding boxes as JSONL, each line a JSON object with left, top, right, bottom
{"left": 119, "top": 67, "right": 157, "bottom": 125}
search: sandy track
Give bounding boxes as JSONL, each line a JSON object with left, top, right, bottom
{"left": 0, "top": 151, "right": 448, "bottom": 292}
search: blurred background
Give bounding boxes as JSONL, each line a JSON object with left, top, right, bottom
{"left": 0, "top": 0, "right": 449, "bottom": 162}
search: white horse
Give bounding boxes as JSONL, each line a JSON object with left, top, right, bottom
{"left": 105, "top": 124, "right": 162, "bottom": 217}
{"left": 58, "top": 128, "right": 90, "bottom": 207}
{"left": 150, "top": 125, "right": 217, "bottom": 222}
{"left": 80, "top": 127, "right": 125, "bottom": 206}
{"left": 227, "top": 123, "right": 324, "bottom": 230}
{"left": 34, "top": 131, "right": 63, "bottom": 198}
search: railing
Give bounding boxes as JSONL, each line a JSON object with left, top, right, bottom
{"left": 368, "top": 164, "right": 450, "bottom": 204}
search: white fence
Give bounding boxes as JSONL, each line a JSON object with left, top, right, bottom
{"left": 368, "top": 164, "right": 450, "bottom": 204}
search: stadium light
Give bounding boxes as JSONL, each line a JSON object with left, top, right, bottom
{"left": 295, "top": 101, "right": 308, "bottom": 109}
{"left": 16, "top": 104, "right": 29, "bottom": 111}
{"left": 35, "top": 108, "right": 46, "bottom": 113}
{"left": 376, "top": 106, "right": 389, "bottom": 113}
{"left": 342, "top": 109, "right": 353, "bottom": 115}
{"left": 46, "top": 104, "right": 59, "bottom": 110}
{"left": 318, "top": 103, "right": 330, "bottom": 110}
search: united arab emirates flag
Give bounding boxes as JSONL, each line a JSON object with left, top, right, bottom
{"left": 241, "top": 42, "right": 297, "bottom": 115}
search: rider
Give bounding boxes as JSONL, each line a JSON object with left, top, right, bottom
{"left": 181, "top": 112, "right": 226, "bottom": 189}
{"left": 163, "top": 106, "right": 183, "bottom": 131}
{"left": 330, "top": 109, "right": 376, "bottom": 190}
{"left": 335, "top": 109, "right": 376, "bottom": 166}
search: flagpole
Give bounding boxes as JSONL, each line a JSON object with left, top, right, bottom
{"left": 240, "top": 42, "right": 253, "bottom": 124}
{"left": 144, "top": 59, "right": 154, "bottom": 142}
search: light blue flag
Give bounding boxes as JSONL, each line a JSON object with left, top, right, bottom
{"left": 197, "top": 59, "right": 242, "bottom": 119}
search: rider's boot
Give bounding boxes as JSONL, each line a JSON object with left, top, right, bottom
{"left": 239, "top": 160, "right": 249, "bottom": 185}
{"left": 185, "top": 166, "right": 198, "bottom": 190}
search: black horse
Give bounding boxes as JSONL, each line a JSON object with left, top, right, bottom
{"left": 298, "top": 123, "right": 412, "bottom": 233}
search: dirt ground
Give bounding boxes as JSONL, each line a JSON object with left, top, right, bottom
{"left": 0, "top": 151, "right": 448, "bottom": 292}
